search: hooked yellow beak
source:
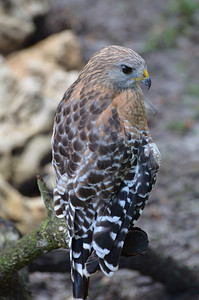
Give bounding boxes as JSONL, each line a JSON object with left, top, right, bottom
{"left": 130, "top": 69, "right": 151, "bottom": 90}
{"left": 141, "top": 69, "right": 151, "bottom": 90}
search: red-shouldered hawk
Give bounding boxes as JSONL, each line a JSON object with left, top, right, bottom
{"left": 52, "top": 45, "right": 161, "bottom": 300}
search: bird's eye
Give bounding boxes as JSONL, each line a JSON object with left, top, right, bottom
{"left": 121, "top": 65, "right": 133, "bottom": 75}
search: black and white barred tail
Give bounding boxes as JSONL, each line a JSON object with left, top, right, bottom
{"left": 71, "top": 235, "right": 91, "bottom": 300}
{"left": 54, "top": 139, "right": 160, "bottom": 299}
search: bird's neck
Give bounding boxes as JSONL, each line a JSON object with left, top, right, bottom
{"left": 113, "top": 86, "right": 150, "bottom": 137}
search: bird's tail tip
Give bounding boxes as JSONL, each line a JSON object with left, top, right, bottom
{"left": 73, "top": 269, "right": 89, "bottom": 300}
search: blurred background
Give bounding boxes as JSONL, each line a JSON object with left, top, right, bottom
{"left": 0, "top": 0, "right": 199, "bottom": 299}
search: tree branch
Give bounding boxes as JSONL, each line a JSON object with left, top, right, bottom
{"left": 120, "top": 249, "right": 199, "bottom": 294}
{"left": 0, "top": 177, "right": 69, "bottom": 280}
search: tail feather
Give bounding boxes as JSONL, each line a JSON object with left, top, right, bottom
{"left": 91, "top": 184, "right": 136, "bottom": 275}
{"left": 85, "top": 251, "right": 100, "bottom": 276}
{"left": 69, "top": 139, "right": 160, "bottom": 298}
{"left": 71, "top": 231, "right": 93, "bottom": 300}
{"left": 73, "top": 269, "right": 89, "bottom": 300}
{"left": 90, "top": 141, "right": 159, "bottom": 277}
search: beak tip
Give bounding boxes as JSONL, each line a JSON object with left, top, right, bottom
{"left": 147, "top": 80, "right": 151, "bottom": 90}
{"left": 142, "top": 77, "right": 151, "bottom": 90}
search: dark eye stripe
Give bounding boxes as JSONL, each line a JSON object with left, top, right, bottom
{"left": 121, "top": 65, "right": 133, "bottom": 75}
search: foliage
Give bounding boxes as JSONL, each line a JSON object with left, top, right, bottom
{"left": 144, "top": 0, "right": 199, "bottom": 51}
{"left": 167, "top": 118, "right": 194, "bottom": 134}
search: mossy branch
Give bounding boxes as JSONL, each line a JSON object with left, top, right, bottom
{"left": 0, "top": 177, "right": 69, "bottom": 280}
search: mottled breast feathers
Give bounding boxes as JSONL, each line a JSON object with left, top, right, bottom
{"left": 53, "top": 82, "right": 137, "bottom": 232}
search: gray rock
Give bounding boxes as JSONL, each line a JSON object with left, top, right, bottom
{"left": 0, "top": 174, "right": 46, "bottom": 234}
{"left": 0, "top": 55, "right": 17, "bottom": 120}
{"left": 0, "top": 0, "right": 49, "bottom": 53}
{"left": 7, "top": 30, "right": 83, "bottom": 76}
{"left": 0, "top": 0, "right": 49, "bottom": 20}
{"left": 13, "top": 134, "right": 51, "bottom": 186}
{"left": 0, "top": 13, "right": 34, "bottom": 53}
{"left": 0, "top": 32, "right": 80, "bottom": 186}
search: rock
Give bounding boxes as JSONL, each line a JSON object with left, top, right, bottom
{"left": 0, "top": 75, "right": 49, "bottom": 181}
{"left": 45, "top": 68, "right": 78, "bottom": 101}
{"left": 0, "top": 217, "right": 21, "bottom": 250}
{"left": 0, "top": 29, "right": 81, "bottom": 220}
{"left": 0, "top": 0, "right": 49, "bottom": 53}
{"left": 0, "top": 174, "right": 25, "bottom": 223}
{"left": 0, "top": 70, "right": 78, "bottom": 183}
{"left": 0, "top": 13, "right": 34, "bottom": 53}
{"left": 0, "top": 33, "right": 80, "bottom": 187}
{"left": 0, "top": 55, "right": 17, "bottom": 120}
{"left": 0, "top": 175, "right": 46, "bottom": 234}
{"left": 0, "top": 0, "right": 49, "bottom": 20}
{"left": 7, "top": 30, "right": 83, "bottom": 78}
{"left": 13, "top": 134, "right": 51, "bottom": 186}
{"left": 45, "top": 30, "right": 83, "bottom": 71}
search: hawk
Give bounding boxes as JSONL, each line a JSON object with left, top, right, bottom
{"left": 52, "top": 45, "right": 161, "bottom": 299}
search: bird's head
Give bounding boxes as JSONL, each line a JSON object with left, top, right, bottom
{"left": 110, "top": 61, "right": 151, "bottom": 91}
{"left": 80, "top": 45, "right": 151, "bottom": 91}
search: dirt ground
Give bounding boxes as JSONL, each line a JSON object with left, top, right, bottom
{"left": 27, "top": 0, "right": 199, "bottom": 299}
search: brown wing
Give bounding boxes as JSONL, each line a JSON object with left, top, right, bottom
{"left": 52, "top": 82, "right": 134, "bottom": 237}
